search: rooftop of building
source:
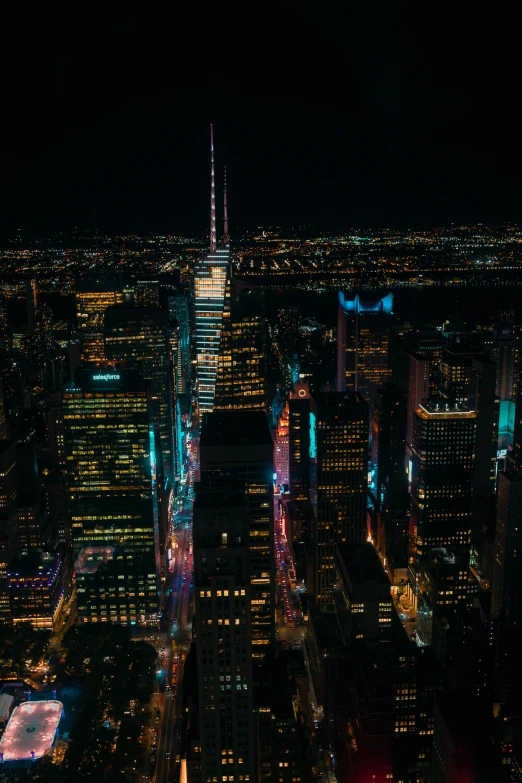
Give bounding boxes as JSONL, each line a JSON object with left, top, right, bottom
{"left": 200, "top": 410, "right": 272, "bottom": 448}
{"left": 315, "top": 390, "right": 368, "bottom": 408}
{"left": 339, "top": 291, "right": 393, "bottom": 314}
{"left": 104, "top": 303, "right": 168, "bottom": 327}
{"left": 417, "top": 398, "right": 476, "bottom": 418}
{"left": 75, "top": 546, "right": 155, "bottom": 576}
{"left": 337, "top": 542, "right": 390, "bottom": 586}
{"left": 428, "top": 547, "right": 469, "bottom": 567}
{"left": 75, "top": 545, "right": 115, "bottom": 574}
{"left": 308, "top": 602, "right": 344, "bottom": 653}
{"left": 76, "top": 275, "right": 126, "bottom": 293}
{"left": 8, "top": 549, "right": 62, "bottom": 580}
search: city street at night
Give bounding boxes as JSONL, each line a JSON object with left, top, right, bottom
{"left": 154, "top": 496, "right": 194, "bottom": 783}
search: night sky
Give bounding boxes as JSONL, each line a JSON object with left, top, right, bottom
{"left": 2, "top": 3, "right": 522, "bottom": 236}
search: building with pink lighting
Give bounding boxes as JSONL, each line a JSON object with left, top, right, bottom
{"left": 0, "top": 700, "right": 63, "bottom": 762}
{"left": 274, "top": 403, "right": 289, "bottom": 493}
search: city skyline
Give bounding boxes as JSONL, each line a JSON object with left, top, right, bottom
{"left": 2, "top": 6, "right": 522, "bottom": 782}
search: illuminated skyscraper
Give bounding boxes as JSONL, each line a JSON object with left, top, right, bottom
{"left": 75, "top": 278, "right": 126, "bottom": 363}
{"left": 337, "top": 292, "right": 393, "bottom": 410}
{"left": 7, "top": 550, "right": 66, "bottom": 631}
{"left": 288, "top": 383, "right": 317, "bottom": 506}
{"left": 274, "top": 403, "right": 290, "bottom": 493}
{"left": 200, "top": 411, "right": 274, "bottom": 655}
{"left": 410, "top": 399, "right": 476, "bottom": 563}
{"left": 439, "top": 337, "right": 484, "bottom": 405}
{"left": 195, "top": 125, "right": 230, "bottom": 415}
{"left": 104, "top": 304, "right": 175, "bottom": 485}
{"left": 214, "top": 277, "right": 266, "bottom": 411}
{"left": 63, "top": 367, "right": 159, "bottom": 625}
{"left": 193, "top": 477, "right": 254, "bottom": 780}
{"left": 315, "top": 391, "right": 368, "bottom": 607}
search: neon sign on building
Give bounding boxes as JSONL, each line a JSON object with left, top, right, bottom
{"left": 92, "top": 373, "right": 121, "bottom": 381}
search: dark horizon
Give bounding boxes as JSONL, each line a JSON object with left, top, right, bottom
{"left": 2, "top": 4, "right": 522, "bottom": 236}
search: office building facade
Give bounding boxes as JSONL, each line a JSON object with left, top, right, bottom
{"left": 276, "top": 306, "right": 300, "bottom": 356}
{"left": 336, "top": 292, "right": 393, "bottom": 410}
{"left": 8, "top": 549, "right": 65, "bottom": 631}
{"left": 374, "top": 383, "right": 408, "bottom": 514}
{"left": 104, "top": 304, "right": 175, "bottom": 485}
{"left": 288, "top": 383, "right": 317, "bottom": 506}
{"left": 193, "top": 478, "right": 254, "bottom": 782}
{"left": 195, "top": 247, "right": 230, "bottom": 415}
{"left": 0, "top": 440, "right": 18, "bottom": 624}
{"left": 491, "top": 467, "right": 522, "bottom": 621}
{"left": 410, "top": 399, "right": 476, "bottom": 562}
{"left": 200, "top": 411, "right": 274, "bottom": 655}
{"left": 334, "top": 542, "right": 393, "bottom": 645}
{"left": 214, "top": 277, "right": 266, "bottom": 412}
{"left": 274, "top": 403, "right": 290, "bottom": 494}
{"left": 75, "top": 279, "right": 126, "bottom": 363}
{"left": 315, "top": 392, "right": 368, "bottom": 607}
{"left": 168, "top": 295, "right": 191, "bottom": 398}
{"left": 62, "top": 367, "right": 159, "bottom": 625}
{"left": 406, "top": 353, "right": 431, "bottom": 471}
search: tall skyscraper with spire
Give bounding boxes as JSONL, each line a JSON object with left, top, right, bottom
{"left": 195, "top": 125, "right": 230, "bottom": 416}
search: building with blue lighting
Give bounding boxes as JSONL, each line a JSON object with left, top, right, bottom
{"left": 337, "top": 292, "right": 394, "bottom": 412}
{"left": 8, "top": 549, "right": 66, "bottom": 631}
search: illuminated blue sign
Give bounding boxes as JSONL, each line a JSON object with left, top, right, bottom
{"left": 93, "top": 373, "right": 121, "bottom": 381}
{"left": 309, "top": 412, "right": 317, "bottom": 460}
{"left": 499, "top": 399, "right": 515, "bottom": 438}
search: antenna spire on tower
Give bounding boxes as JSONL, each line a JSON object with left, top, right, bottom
{"left": 223, "top": 165, "right": 229, "bottom": 244}
{"left": 210, "top": 123, "right": 217, "bottom": 253}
